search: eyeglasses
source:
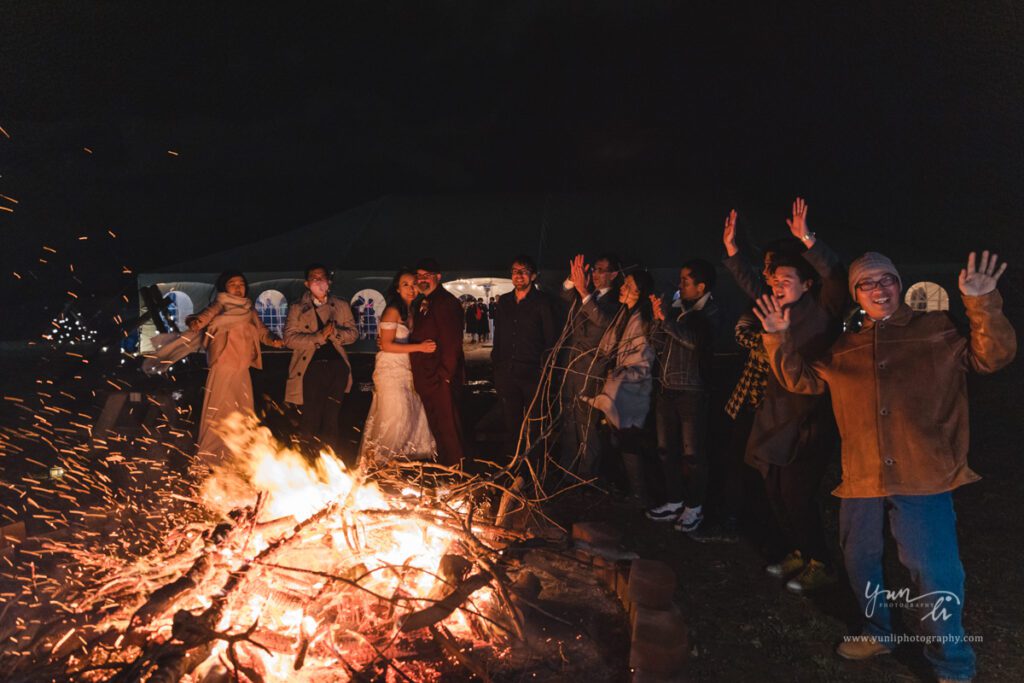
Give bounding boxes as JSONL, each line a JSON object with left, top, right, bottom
{"left": 855, "top": 274, "right": 898, "bottom": 292}
{"left": 510, "top": 268, "right": 533, "bottom": 276}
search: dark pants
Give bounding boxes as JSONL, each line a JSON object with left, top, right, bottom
{"left": 558, "top": 353, "right": 608, "bottom": 477}
{"left": 840, "top": 493, "right": 975, "bottom": 681}
{"left": 613, "top": 426, "right": 645, "bottom": 455}
{"left": 495, "top": 369, "right": 542, "bottom": 460}
{"left": 300, "top": 358, "right": 349, "bottom": 456}
{"left": 655, "top": 389, "right": 709, "bottom": 506}
{"left": 763, "top": 450, "right": 830, "bottom": 565}
{"left": 722, "top": 406, "right": 757, "bottom": 519}
{"left": 416, "top": 378, "right": 465, "bottom": 466}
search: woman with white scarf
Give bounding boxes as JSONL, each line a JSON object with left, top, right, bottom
{"left": 185, "top": 271, "right": 284, "bottom": 465}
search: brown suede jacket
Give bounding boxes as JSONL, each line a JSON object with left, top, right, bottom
{"left": 763, "top": 291, "right": 1017, "bottom": 498}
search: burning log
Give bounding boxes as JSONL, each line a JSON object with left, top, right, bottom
{"left": 400, "top": 570, "right": 493, "bottom": 633}
{"left": 128, "top": 520, "right": 236, "bottom": 629}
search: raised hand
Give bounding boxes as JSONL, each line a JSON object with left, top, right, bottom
{"left": 569, "top": 253, "right": 592, "bottom": 298}
{"left": 786, "top": 197, "right": 814, "bottom": 245}
{"left": 723, "top": 209, "right": 739, "bottom": 257}
{"left": 650, "top": 294, "right": 665, "bottom": 321}
{"left": 752, "top": 294, "right": 791, "bottom": 333}
{"left": 959, "top": 250, "right": 1008, "bottom": 297}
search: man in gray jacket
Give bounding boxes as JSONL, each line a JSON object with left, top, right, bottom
{"left": 284, "top": 263, "right": 358, "bottom": 456}
{"left": 558, "top": 252, "right": 622, "bottom": 477}
{"left": 645, "top": 259, "right": 720, "bottom": 534}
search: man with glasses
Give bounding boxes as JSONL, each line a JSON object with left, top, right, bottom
{"left": 284, "top": 263, "right": 358, "bottom": 457}
{"left": 756, "top": 251, "right": 1016, "bottom": 683}
{"left": 558, "top": 253, "right": 622, "bottom": 476}
{"left": 408, "top": 258, "right": 466, "bottom": 467}
{"left": 492, "top": 254, "right": 557, "bottom": 461}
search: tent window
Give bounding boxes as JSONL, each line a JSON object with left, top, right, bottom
{"left": 904, "top": 281, "right": 949, "bottom": 312}
{"left": 256, "top": 289, "right": 289, "bottom": 337}
{"left": 351, "top": 289, "right": 386, "bottom": 340}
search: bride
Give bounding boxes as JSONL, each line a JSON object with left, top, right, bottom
{"left": 358, "top": 268, "right": 438, "bottom": 465}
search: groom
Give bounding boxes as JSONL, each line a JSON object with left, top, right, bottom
{"left": 409, "top": 258, "right": 466, "bottom": 466}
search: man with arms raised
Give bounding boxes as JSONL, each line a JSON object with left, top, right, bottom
{"left": 756, "top": 250, "right": 1016, "bottom": 683}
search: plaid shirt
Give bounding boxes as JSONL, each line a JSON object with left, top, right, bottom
{"left": 725, "top": 314, "right": 770, "bottom": 419}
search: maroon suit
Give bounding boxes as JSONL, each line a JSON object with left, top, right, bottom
{"left": 409, "top": 286, "right": 466, "bottom": 465}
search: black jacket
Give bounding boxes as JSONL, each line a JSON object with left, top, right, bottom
{"left": 492, "top": 286, "right": 557, "bottom": 377}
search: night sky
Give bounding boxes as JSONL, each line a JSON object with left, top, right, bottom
{"left": 1, "top": 2, "right": 1022, "bottom": 336}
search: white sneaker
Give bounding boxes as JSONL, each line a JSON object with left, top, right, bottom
{"left": 645, "top": 500, "right": 685, "bottom": 522}
{"left": 673, "top": 505, "right": 703, "bottom": 533}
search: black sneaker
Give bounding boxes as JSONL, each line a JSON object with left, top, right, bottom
{"left": 645, "top": 500, "right": 685, "bottom": 522}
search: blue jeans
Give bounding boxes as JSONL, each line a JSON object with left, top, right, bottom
{"left": 839, "top": 493, "right": 975, "bottom": 681}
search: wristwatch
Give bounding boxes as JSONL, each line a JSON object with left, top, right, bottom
{"left": 800, "top": 231, "right": 816, "bottom": 243}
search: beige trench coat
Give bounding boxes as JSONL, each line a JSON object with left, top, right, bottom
{"left": 283, "top": 291, "right": 358, "bottom": 405}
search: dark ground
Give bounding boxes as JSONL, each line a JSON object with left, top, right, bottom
{"left": 1, "top": 331, "right": 1022, "bottom": 682}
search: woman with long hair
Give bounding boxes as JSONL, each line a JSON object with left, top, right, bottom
{"left": 358, "top": 268, "right": 438, "bottom": 465}
{"left": 585, "top": 269, "right": 656, "bottom": 504}
{"left": 186, "top": 270, "right": 284, "bottom": 466}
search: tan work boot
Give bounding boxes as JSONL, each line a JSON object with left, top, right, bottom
{"left": 765, "top": 550, "right": 804, "bottom": 578}
{"left": 785, "top": 559, "right": 838, "bottom": 594}
{"left": 836, "top": 635, "right": 890, "bottom": 660}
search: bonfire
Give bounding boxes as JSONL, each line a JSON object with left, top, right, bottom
{"left": 0, "top": 413, "right": 545, "bottom": 682}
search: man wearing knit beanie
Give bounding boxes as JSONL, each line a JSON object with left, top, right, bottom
{"left": 848, "top": 252, "right": 902, "bottom": 299}
{"left": 756, "top": 250, "right": 1017, "bottom": 683}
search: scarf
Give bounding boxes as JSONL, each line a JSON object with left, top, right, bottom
{"left": 142, "top": 292, "right": 255, "bottom": 375}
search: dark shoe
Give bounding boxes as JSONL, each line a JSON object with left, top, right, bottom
{"left": 785, "top": 559, "right": 837, "bottom": 594}
{"left": 835, "top": 635, "right": 890, "bottom": 660}
{"left": 765, "top": 550, "right": 804, "bottom": 579}
{"left": 687, "top": 518, "right": 740, "bottom": 544}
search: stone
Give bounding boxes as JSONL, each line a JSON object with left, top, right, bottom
{"left": 615, "top": 561, "right": 632, "bottom": 606}
{"left": 629, "top": 605, "right": 688, "bottom": 676}
{"left": 571, "top": 521, "right": 622, "bottom": 548}
{"left": 592, "top": 553, "right": 616, "bottom": 588}
{"left": 627, "top": 559, "right": 676, "bottom": 610}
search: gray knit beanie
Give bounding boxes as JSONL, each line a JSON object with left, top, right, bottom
{"left": 848, "top": 252, "right": 902, "bottom": 297}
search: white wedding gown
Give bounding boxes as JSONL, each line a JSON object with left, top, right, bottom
{"left": 358, "top": 321, "right": 437, "bottom": 465}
